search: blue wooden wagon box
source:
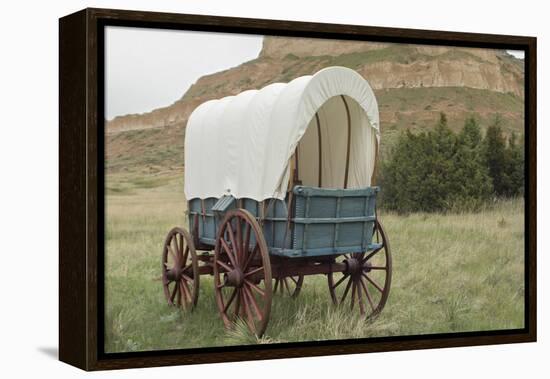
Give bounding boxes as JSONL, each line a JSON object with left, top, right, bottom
{"left": 188, "top": 186, "right": 381, "bottom": 258}
{"left": 162, "top": 66, "right": 392, "bottom": 337}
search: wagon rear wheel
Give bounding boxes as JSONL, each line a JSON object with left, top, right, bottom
{"left": 273, "top": 275, "right": 304, "bottom": 297}
{"left": 327, "top": 220, "right": 392, "bottom": 319}
{"left": 162, "top": 227, "right": 200, "bottom": 310}
{"left": 213, "top": 209, "right": 273, "bottom": 337}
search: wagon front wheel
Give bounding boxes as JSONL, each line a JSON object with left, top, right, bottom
{"left": 327, "top": 220, "right": 392, "bottom": 319}
{"left": 213, "top": 209, "right": 273, "bottom": 337}
{"left": 162, "top": 227, "right": 200, "bottom": 310}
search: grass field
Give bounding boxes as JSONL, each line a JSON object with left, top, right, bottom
{"left": 104, "top": 174, "right": 524, "bottom": 353}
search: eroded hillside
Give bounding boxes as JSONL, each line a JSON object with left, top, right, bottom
{"left": 106, "top": 36, "right": 524, "bottom": 178}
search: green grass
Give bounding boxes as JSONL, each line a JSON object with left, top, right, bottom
{"left": 104, "top": 175, "right": 524, "bottom": 353}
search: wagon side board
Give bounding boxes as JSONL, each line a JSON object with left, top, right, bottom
{"left": 287, "top": 186, "right": 379, "bottom": 257}
{"left": 188, "top": 186, "right": 380, "bottom": 258}
{"left": 188, "top": 197, "right": 289, "bottom": 249}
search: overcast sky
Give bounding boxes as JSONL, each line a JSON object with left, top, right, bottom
{"left": 506, "top": 50, "right": 525, "bottom": 59}
{"left": 105, "top": 27, "right": 263, "bottom": 120}
{"left": 105, "top": 27, "right": 525, "bottom": 120}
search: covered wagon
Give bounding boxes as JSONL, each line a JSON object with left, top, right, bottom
{"left": 161, "top": 66, "right": 392, "bottom": 337}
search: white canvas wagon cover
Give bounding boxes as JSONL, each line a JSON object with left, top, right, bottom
{"left": 184, "top": 66, "right": 380, "bottom": 201}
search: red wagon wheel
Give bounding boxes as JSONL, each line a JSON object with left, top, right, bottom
{"left": 327, "top": 220, "right": 392, "bottom": 318}
{"left": 213, "top": 209, "right": 273, "bottom": 337}
{"left": 273, "top": 275, "right": 304, "bottom": 297}
{"left": 162, "top": 227, "right": 200, "bottom": 310}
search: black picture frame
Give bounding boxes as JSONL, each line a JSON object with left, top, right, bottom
{"left": 59, "top": 7, "right": 537, "bottom": 371}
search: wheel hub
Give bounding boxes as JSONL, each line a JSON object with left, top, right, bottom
{"left": 224, "top": 268, "right": 245, "bottom": 287}
{"left": 166, "top": 267, "right": 181, "bottom": 282}
{"left": 344, "top": 257, "right": 362, "bottom": 275}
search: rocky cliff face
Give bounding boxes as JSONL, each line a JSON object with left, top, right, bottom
{"left": 106, "top": 36, "right": 524, "bottom": 134}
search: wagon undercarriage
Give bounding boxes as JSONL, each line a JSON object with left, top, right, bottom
{"left": 172, "top": 250, "right": 385, "bottom": 283}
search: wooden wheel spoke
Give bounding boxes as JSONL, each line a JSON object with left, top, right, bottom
{"left": 178, "top": 234, "right": 184, "bottom": 254}
{"left": 167, "top": 245, "right": 177, "bottom": 263}
{"left": 244, "top": 266, "right": 263, "bottom": 278}
{"left": 243, "top": 244, "right": 259, "bottom": 271}
{"left": 331, "top": 273, "right": 349, "bottom": 289}
{"left": 273, "top": 279, "right": 279, "bottom": 293}
{"left": 350, "top": 280, "right": 357, "bottom": 310}
{"left": 174, "top": 282, "right": 181, "bottom": 306}
{"left": 243, "top": 223, "right": 251, "bottom": 255}
{"left": 172, "top": 238, "right": 182, "bottom": 263}
{"left": 234, "top": 291, "right": 242, "bottom": 317}
{"left": 363, "top": 246, "right": 383, "bottom": 263}
{"left": 181, "top": 273, "right": 193, "bottom": 283}
{"left": 363, "top": 273, "right": 384, "bottom": 293}
{"left": 293, "top": 276, "right": 304, "bottom": 296}
{"left": 179, "top": 280, "right": 190, "bottom": 304}
{"left": 243, "top": 285, "right": 263, "bottom": 321}
{"left": 245, "top": 279, "right": 265, "bottom": 297}
{"left": 226, "top": 223, "right": 239, "bottom": 263}
{"left": 340, "top": 277, "right": 353, "bottom": 303}
{"left": 367, "top": 266, "right": 387, "bottom": 270}
{"left": 356, "top": 279, "right": 366, "bottom": 315}
{"left": 220, "top": 239, "right": 237, "bottom": 268}
{"left": 182, "top": 246, "right": 189, "bottom": 266}
{"left": 183, "top": 281, "right": 194, "bottom": 305}
{"left": 280, "top": 278, "right": 287, "bottom": 294}
{"left": 241, "top": 291, "right": 256, "bottom": 332}
{"left": 176, "top": 284, "right": 182, "bottom": 306}
{"left": 360, "top": 278, "right": 376, "bottom": 312}
{"left": 216, "top": 259, "right": 232, "bottom": 272}
{"left": 170, "top": 238, "right": 177, "bottom": 256}
{"left": 235, "top": 217, "right": 243, "bottom": 265}
{"left": 223, "top": 288, "right": 238, "bottom": 314}
{"left": 169, "top": 283, "right": 178, "bottom": 303}
{"left": 283, "top": 278, "right": 291, "bottom": 295}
